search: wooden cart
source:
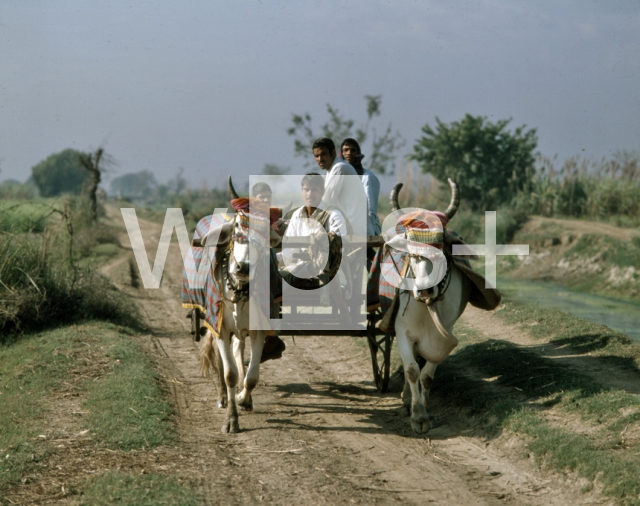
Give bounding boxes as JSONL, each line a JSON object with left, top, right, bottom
{"left": 189, "top": 235, "right": 394, "bottom": 393}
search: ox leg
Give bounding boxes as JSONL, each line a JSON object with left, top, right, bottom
{"left": 397, "top": 326, "right": 430, "bottom": 434}
{"left": 401, "top": 378, "right": 412, "bottom": 417}
{"left": 215, "top": 343, "right": 227, "bottom": 409}
{"left": 420, "top": 362, "right": 438, "bottom": 429}
{"left": 237, "top": 330, "right": 265, "bottom": 412}
{"left": 232, "top": 334, "right": 245, "bottom": 390}
{"left": 401, "top": 345, "right": 422, "bottom": 417}
{"left": 198, "top": 330, "right": 227, "bottom": 409}
{"left": 216, "top": 336, "right": 240, "bottom": 433}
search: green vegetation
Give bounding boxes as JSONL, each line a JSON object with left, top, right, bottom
{"left": 507, "top": 410, "right": 640, "bottom": 501}
{"left": 0, "top": 326, "right": 77, "bottom": 491}
{"left": 389, "top": 169, "right": 529, "bottom": 245}
{"left": 0, "top": 179, "right": 37, "bottom": 200}
{"left": 112, "top": 181, "right": 228, "bottom": 231}
{"left": 406, "top": 112, "right": 638, "bottom": 227}
{"left": 110, "top": 170, "right": 158, "bottom": 199}
{"left": 0, "top": 323, "right": 174, "bottom": 495}
{"left": 549, "top": 233, "right": 640, "bottom": 299}
{"left": 0, "top": 198, "right": 136, "bottom": 335}
{"left": 511, "top": 154, "right": 640, "bottom": 225}
{"left": 84, "top": 338, "right": 174, "bottom": 450}
{"left": 288, "top": 95, "right": 404, "bottom": 174}
{"left": 81, "top": 472, "right": 200, "bottom": 506}
{"left": 566, "top": 234, "right": 640, "bottom": 269}
{"left": 434, "top": 301, "right": 640, "bottom": 504}
{"left": 494, "top": 213, "right": 640, "bottom": 301}
{"left": 31, "top": 148, "right": 92, "bottom": 197}
{"left": 0, "top": 201, "right": 53, "bottom": 233}
{"left": 411, "top": 114, "right": 538, "bottom": 211}
{"left": 497, "top": 300, "right": 640, "bottom": 368}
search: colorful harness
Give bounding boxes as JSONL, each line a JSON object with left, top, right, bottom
{"left": 368, "top": 210, "right": 453, "bottom": 313}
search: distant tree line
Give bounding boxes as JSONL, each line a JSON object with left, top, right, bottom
{"left": 9, "top": 102, "right": 638, "bottom": 226}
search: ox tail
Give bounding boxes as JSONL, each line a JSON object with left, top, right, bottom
{"left": 199, "top": 330, "right": 219, "bottom": 379}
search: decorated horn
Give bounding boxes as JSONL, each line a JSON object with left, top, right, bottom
{"left": 390, "top": 183, "right": 403, "bottom": 212}
{"left": 227, "top": 175, "right": 240, "bottom": 200}
{"left": 443, "top": 178, "right": 460, "bottom": 220}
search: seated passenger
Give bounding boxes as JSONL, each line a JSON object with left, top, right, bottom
{"left": 278, "top": 172, "right": 351, "bottom": 294}
{"left": 340, "top": 138, "right": 381, "bottom": 238}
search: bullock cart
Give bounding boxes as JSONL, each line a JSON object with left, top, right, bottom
{"left": 275, "top": 234, "right": 394, "bottom": 393}
{"left": 189, "top": 234, "right": 395, "bottom": 393}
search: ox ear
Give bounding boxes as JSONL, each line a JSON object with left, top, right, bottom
{"left": 269, "top": 229, "right": 282, "bottom": 248}
{"left": 203, "top": 221, "right": 233, "bottom": 247}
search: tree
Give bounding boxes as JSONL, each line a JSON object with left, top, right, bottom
{"left": 110, "top": 170, "right": 158, "bottom": 198}
{"left": 79, "top": 148, "right": 104, "bottom": 221}
{"left": 31, "top": 149, "right": 92, "bottom": 197}
{"left": 411, "top": 114, "right": 538, "bottom": 211}
{"left": 288, "top": 95, "right": 404, "bottom": 175}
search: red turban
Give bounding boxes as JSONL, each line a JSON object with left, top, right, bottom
{"left": 230, "top": 198, "right": 281, "bottom": 226}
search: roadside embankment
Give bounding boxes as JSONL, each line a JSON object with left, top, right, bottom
{"left": 440, "top": 300, "right": 640, "bottom": 505}
{"left": 0, "top": 322, "right": 200, "bottom": 505}
{"left": 501, "top": 215, "right": 640, "bottom": 301}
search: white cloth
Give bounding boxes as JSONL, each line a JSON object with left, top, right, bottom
{"left": 277, "top": 206, "right": 347, "bottom": 271}
{"left": 362, "top": 167, "right": 381, "bottom": 236}
{"left": 321, "top": 159, "right": 367, "bottom": 236}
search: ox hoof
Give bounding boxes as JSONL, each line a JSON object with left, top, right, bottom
{"left": 428, "top": 413, "right": 438, "bottom": 429}
{"left": 217, "top": 398, "right": 228, "bottom": 409}
{"left": 411, "top": 419, "right": 431, "bottom": 434}
{"left": 410, "top": 404, "right": 431, "bottom": 434}
{"left": 238, "top": 398, "right": 253, "bottom": 412}
{"left": 221, "top": 417, "right": 240, "bottom": 434}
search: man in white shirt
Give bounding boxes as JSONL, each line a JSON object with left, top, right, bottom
{"left": 340, "top": 138, "right": 382, "bottom": 237}
{"left": 312, "top": 138, "right": 367, "bottom": 238}
{"left": 278, "top": 173, "right": 349, "bottom": 279}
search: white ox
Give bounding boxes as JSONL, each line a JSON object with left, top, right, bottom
{"left": 199, "top": 176, "right": 280, "bottom": 434}
{"left": 389, "top": 180, "right": 473, "bottom": 434}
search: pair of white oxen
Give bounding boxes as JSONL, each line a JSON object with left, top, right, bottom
{"left": 199, "top": 178, "right": 471, "bottom": 435}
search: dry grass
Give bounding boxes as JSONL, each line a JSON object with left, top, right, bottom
{"left": 0, "top": 197, "right": 138, "bottom": 336}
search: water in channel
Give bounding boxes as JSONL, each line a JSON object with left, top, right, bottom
{"left": 496, "top": 278, "right": 640, "bottom": 345}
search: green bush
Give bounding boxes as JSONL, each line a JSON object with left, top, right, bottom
{"left": 411, "top": 114, "right": 538, "bottom": 211}
{"left": 512, "top": 155, "right": 640, "bottom": 224}
{"left": 0, "top": 198, "right": 137, "bottom": 336}
{"left": 0, "top": 180, "right": 37, "bottom": 199}
{"left": 0, "top": 202, "right": 51, "bottom": 233}
{"left": 0, "top": 233, "right": 138, "bottom": 336}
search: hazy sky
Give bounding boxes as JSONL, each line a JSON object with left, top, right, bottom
{"left": 1, "top": 0, "right": 638, "bottom": 191}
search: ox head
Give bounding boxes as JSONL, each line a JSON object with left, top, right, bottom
{"left": 203, "top": 176, "right": 281, "bottom": 284}
{"left": 389, "top": 178, "right": 460, "bottom": 303}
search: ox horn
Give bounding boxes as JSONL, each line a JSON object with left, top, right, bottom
{"left": 390, "top": 183, "right": 403, "bottom": 212}
{"left": 227, "top": 175, "right": 240, "bottom": 200}
{"left": 443, "top": 178, "right": 460, "bottom": 220}
{"left": 281, "top": 200, "right": 293, "bottom": 216}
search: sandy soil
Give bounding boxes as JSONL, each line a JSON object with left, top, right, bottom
{"left": 6, "top": 207, "right": 616, "bottom": 505}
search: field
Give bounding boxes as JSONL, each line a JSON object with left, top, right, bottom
{"left": 1, "top": 201, "right": 640, "bottom": 505}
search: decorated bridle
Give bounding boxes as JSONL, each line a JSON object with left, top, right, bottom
{"left": 221, "top": 210, "right": 271, "bottom": 304}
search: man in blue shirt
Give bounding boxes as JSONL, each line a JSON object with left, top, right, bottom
{"left": 340, "top": 138, "right": 381, "bottom": 238}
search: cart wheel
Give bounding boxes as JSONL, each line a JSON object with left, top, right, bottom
{"left": 367, "top": 311, "right": 393, "bottom": 392}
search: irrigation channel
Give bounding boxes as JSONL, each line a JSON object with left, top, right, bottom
{"left": 498, "top": 277, "right": 640, "bottom": 344}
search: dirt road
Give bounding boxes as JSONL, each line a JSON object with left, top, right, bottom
{"left": 101, "top": 207, "right": 591, "bottom": 505}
